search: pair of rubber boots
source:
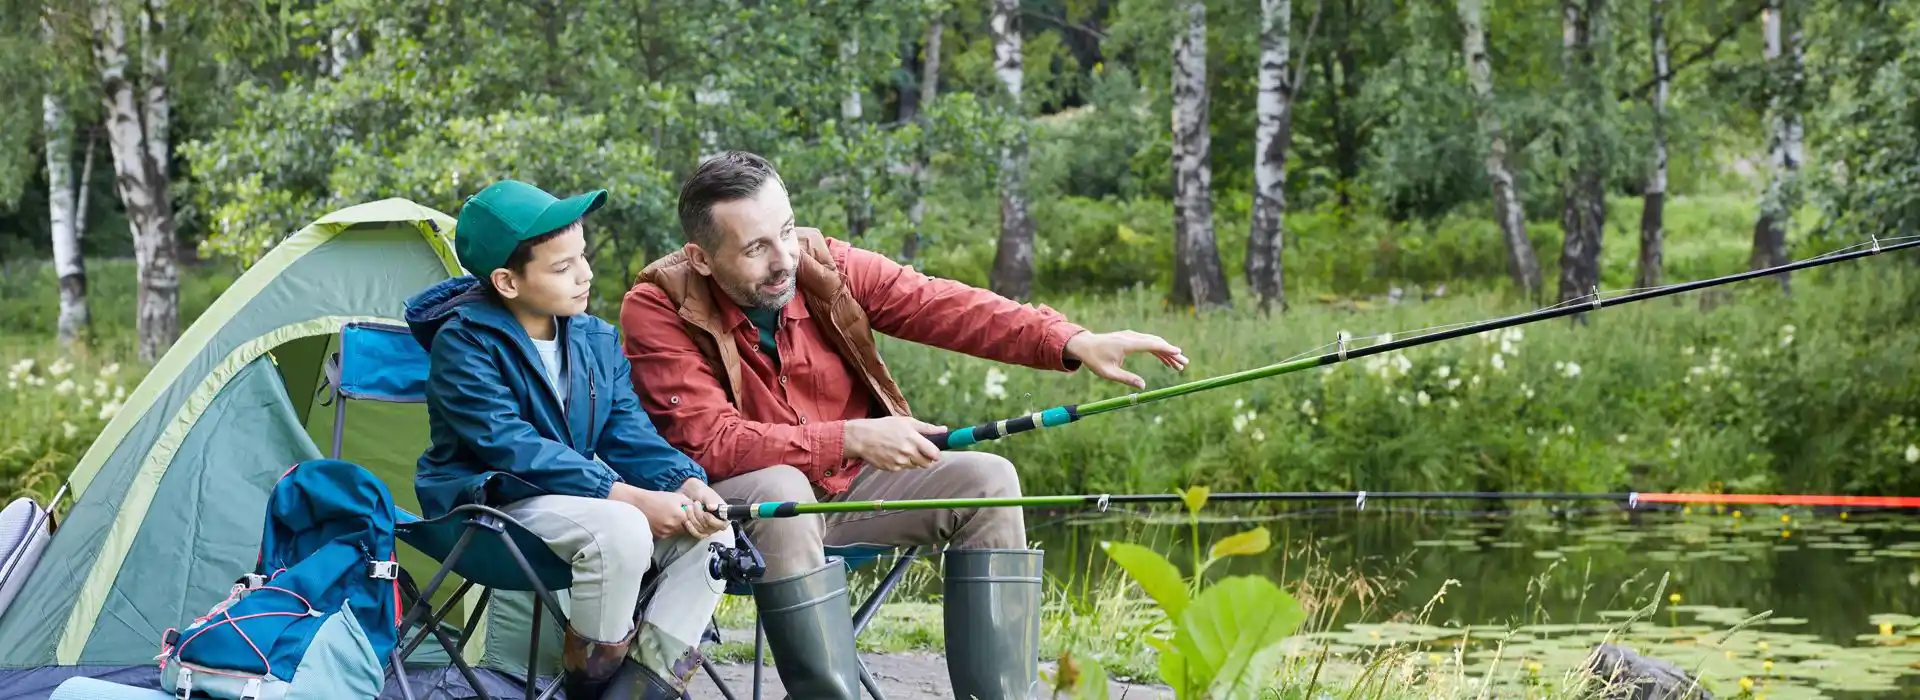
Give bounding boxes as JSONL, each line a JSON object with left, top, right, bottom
{"left": 560, "top": 624, "right": 700, "bottom": 700}
{"left": 754, "top": 548, "right": 1044, "bottom": 700}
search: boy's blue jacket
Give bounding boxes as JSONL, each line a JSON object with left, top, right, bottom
{"left": 404, "top": 276, "right": 706, "bottom": 518}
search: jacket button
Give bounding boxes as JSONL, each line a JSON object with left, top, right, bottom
{"left": 670, "top": 395, "right": 680, "bottom": 405}
{"left": 824, "top": 469, "right": 835, "bottom": 477}
{"left": 780, "top": 376, "right": 788, "bottom": 385}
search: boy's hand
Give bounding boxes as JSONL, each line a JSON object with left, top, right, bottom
{"left": 677, "top": 478, "right": 729, "bottom": 537}
{"left": 612, "top": 483, "right": 696, "bottom": 539}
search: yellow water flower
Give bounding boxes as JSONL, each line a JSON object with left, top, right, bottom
{"left": 1684, "top": 507, "right": 1693, "bottom": 516}
{"left": 1841, "top": 511, "right": 1850, "bottom": 520}
{"left": 1739, "top": 676, "right": 1754, "bottom": 692}
{"left": 1733, "top": 510, "right": 1743, "bottom": 519}
{"left": 1763, "top": 660, "right": 1774, "bottom": 673}
{"left": 1781, "top": 530, "right": 1791, "bottom": 539}
{"left": 1780, "top": 514, "right": 1791, "bottom": 523}
{"left": 1527, "top": 661, "right": 1542, "bottom": 674}
{"left": 1669, "top": 593, "right": 1682, "bottom": 604}
{"left": 1880, "top": 621, "right": 1895, "bottom": 636}
{"left": 1757, "top": 641, "right": 1769, "bottom": 651}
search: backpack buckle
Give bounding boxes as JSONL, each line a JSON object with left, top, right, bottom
{"left": 368, "top": 560, "right": 399, "bottom": 580}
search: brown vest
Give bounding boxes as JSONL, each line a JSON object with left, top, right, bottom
{"left": 635, "top": 230, "right": 913, "bottom": 419}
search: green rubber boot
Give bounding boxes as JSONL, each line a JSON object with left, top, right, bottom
{"left": 943, "top": 549, "right": 1044, "bottom": 700}
{"left": 754, "top": 558, "right": 862, "bottom": 700}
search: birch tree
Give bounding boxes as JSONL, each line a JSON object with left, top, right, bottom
{"left": 1637, "top": 0, "right": 1668, "bottom": 289}
{"left": 1750, "top": 0, "right": 1801, "bottom": 290}
{"left": 1171, "top": 0, "right": 1230, "bottom": 310}
{"left": 1556, "top": 0, "right": 1607, "bottom": 309}
{"left": 988, "top": 0, "right": 1035, "bottom": 300}
{"left": 43, "top": 11, "right": 92, "bottom": 347}
{"left": 93, "top": 0, "right": 178, "bottom": 363}
{"left": 1457, "top": 0, "right": 1541, "bottom": 300}
{"left": 840, "top": 29, "right": 872, "bottom": 240}
{"left": 903, "top": 10, "right": 942, "bottom": 262}
{"left": 1245, "top": 0, "right": 1293, "bottom": 312}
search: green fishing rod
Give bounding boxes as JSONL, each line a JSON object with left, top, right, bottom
{"left": 914, "top": 235, "right": 1920, "bottom": 452}
{"left": 701, "top": 489, "right": 1920, "bottom": 521}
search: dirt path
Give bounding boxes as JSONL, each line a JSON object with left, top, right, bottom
{"left": 688, "top": 651, "right": 1176, "bottom": 699}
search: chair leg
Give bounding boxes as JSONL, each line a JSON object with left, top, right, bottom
{"left": 492, "top": 529, "right": 571, "bottom": 700}
{"left": 857, "top": 660, "right": 887, "bottom": 700}
{"left": 702, "top": 655, "right": 741, "bottom": 700}
{"left": 852, "top": 547, "right": 920, "bottom": 637}
{"left": 753, "top": 614, "right": 765, "bottom": 700}
{"left": 529, "top": 594, "right": 543, "bottom": 700}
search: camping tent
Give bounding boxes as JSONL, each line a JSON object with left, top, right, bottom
{"left": 0, "top": 199, "right": 567, "bottom": 698}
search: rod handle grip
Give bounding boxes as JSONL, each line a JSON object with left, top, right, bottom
{"left": 923, "top": 405, "right": 1080, "bottom": 451}
{"left": 708, "top": 502, "right": 800, "bottom": 521}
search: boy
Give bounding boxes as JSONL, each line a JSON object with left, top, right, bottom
{"left": 405, "top": 179, "right": 730, "bottom": 699}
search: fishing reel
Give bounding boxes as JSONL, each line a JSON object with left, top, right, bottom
{"left": 707, "top": 526, "right": 766, "bottom": 586}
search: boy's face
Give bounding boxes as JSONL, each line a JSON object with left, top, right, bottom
{"left": 491, "top": 222, "right": 594, "bottom": 318}
{"left": 690, "top": 180, "right": 799, "bottom": 310}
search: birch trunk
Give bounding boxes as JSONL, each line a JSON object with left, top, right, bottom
{"left": 1637, "top": 0, "right": 1668, "bottom": 289}
{"left": 1171, "top": 0, "right": 1231, "bottom": 310}
{"left": 94, "top": 0, "right": 178, "bottom": 363}
{"left": 988, "top": 0, "right": 1035, "bottom": 300}
{"left": 1458, "top": 0, "right": 1542, "bottom": 299}
{"left": 903, "top": 13, "right": 943, "bottom": 262}
{"left": 840, "top": 32, "right": 872, "bottom": 239}
{"left": 1556, "top": 0, "right": 1606, "bottom": 309}
{"left": 44, "top": 90, "right": 90, "bottom": 347}
{"left": 1246, "top": 0, "right": 1292, "bottom": 312}
{"left": 1750, "top": 0, "right": 1800, "bottom": 291}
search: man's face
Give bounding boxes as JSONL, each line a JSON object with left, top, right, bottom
{"left": 492, "top": 222, "right": 595, "bottom": 318}
{"left": 694, "top": 180, "right": 799, "bottom": 310}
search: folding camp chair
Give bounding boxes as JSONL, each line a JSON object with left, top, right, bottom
{"left": 700, "top": 544, "right": 925, "bottom": 700}
{"left": 322, "top": 321, "right": 581, "bottom": 699}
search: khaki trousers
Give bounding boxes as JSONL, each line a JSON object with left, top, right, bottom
{"left": 499, "top": 495, "right": 731, "bottom": 679}
{"left": 710, "top": 451, "right": 1028, "bottom": 579}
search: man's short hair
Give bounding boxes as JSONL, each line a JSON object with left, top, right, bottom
{"left": 677, "top": 151, "right": 784, "bottom": 250}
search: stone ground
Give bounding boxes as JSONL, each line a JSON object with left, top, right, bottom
{"left": 686, "top": 651, "right": 1177, "bottom": 699}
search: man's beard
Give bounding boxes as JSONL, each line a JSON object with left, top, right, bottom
{"left": 720, "top": 270, "right": 795, "bottom": 310}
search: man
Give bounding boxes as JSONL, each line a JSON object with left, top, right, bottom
{"left": 407, "top": 180, "right": 730, "bottom": 699}
{"left": 619, "top": 151, "right": 1186, "bottom": 699}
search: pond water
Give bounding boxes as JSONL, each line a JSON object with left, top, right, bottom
{"left": 1025, "top": 504, "right": 1920, "bottom": 698}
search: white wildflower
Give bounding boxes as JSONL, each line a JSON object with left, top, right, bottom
{"left": 1470, "top": 374, "right": 1482, "bottom": 388}
{"left": 1907, "top": 445, "right": 1920, "bottom": 464}
{"left": 1617, "top": 434, "right": 1629, "bottom": 444}
{"left": 1235, "top": 398, "right": 1245, "bottom": 410}
{"left": 1448, "top": 398, "right": 1460, "bottom": 410}
{"left": 1417, "top": 391, "right": 1431, "bottom": 407}
{"left": 1524, "top": 384, "right": 1535, "bottom": 400}
{"left": 1154, "top": 415, "right": 1163, "bottom": 425}
{"left": 1392, "top": 354, "right": 1413, "bottom": 376}
{"left": 1490, "top": 353, "right": 1506, "bottom": 372}
{"left": 99, "top": 400, "right": 121, "bottom": 421}
{"left": 983, "top": 368, "right": 1008, "bottom": 399}
{"left": 101, "top": 362, "right": 120, "bottom": 377}
{"left": 80, "top": 397, "right": 94, "bottom": 411}
{"left": 937, "top": 370, "right": 951, "bottom": 386}
{"left": 1299, "top": 399, "right": 1315, "bottom": 416}
{"left": 48, "top": 359, "right": 71, "bottom": 378}
{"left": 1500, "top": 339, "right": 1517, "bottom": 356}
{"left": 1399, "top": 394, "right": 1411, "bottom": 406}
{"left": 1560, "top": 425, "right": 1575, "bottom": 435}
{"left": 93, "top": 379, "right": 109, "bottom": 397}
{"left": 114, "top": 385, "right": 125, "bottom": 400}
{"left": 1233, "top": 414, "right": 1248, "bottom": 432}
{"left": 5, "top": 380, "right": 14, "bottom": 391}
{"left": 26, "top": 374, "right": 45, "bottom": 387}
{"left": 1436, "top": 365, "right": 1452, "bottom": 379}
{"left": 1446, "top": 378, "right": 1462, "bottom": 390}
{"left": 1670, "top": 437, "right": 1683, "bottom": 449}
{"left": 54, "top": 379, "right": 75, "bottom": 395}
{"left": 1562, "top": 362, "right": 1582, "bottom": 379}
{"left": 1505, "top": 328, "right": 1523, "bottom": 343}
{"left": 7, "top": 358, "right": 34, "bottom": 380}
{"left": 1683, "top": 346, "right": 1695, "bottom": 356}
{"left": 62, "top": 422, "right": 77, "bottom": 439}
{"left": 1251, "top": 429, "right": 1266, "bottom": 442}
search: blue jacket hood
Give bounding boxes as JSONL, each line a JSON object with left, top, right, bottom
{"left": 404, "top": 276, "right": 494, "bottom": 352}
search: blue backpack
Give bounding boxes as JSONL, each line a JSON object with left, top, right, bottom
{"left": 158, "top": 459, "right": 403, "bottom": 699}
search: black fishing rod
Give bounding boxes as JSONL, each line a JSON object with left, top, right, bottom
{"left": 916, "top": 236, "right": 1920, "bottom": 451}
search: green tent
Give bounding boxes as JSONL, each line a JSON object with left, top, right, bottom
{"left": 0, "top": 199, "right": 565, "bottom": 697}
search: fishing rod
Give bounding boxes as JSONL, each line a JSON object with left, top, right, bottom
{"left": 921, "top": 235, "right": 1920, "bottom": 451}
{"left": 704, "top": 490, "right": 1920, "bottom": 521}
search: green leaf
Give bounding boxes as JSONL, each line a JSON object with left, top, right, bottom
{"left": 1148, "top": 636, "right": 1189, "bottom": 698}
{"left": 1074, "top": 654, "right": 1111, "bottom": 700}
{"left": 1172, "top": 576, "right": 1307, "bottom": 698}
{"left": 1179, "top": 485, "right": 1210, "bottom": 514}
{"left": 1208, "top": 527, "right": 1271, "bottom": 559}
{"left": 1101, "top": 541, "right": 1189, "bottom": 619}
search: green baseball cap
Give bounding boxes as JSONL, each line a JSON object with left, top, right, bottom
{"left": 454, "top": 179, "right": 608, "bottom": 274}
